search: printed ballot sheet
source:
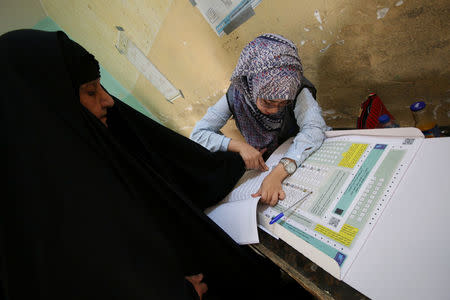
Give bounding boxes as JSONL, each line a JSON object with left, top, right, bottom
{"left": 217, "top": 128, "right": 423, "bottom": 279}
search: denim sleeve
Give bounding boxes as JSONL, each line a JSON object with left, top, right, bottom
{"left": 283, "top": 88, "right": 329, "bottom": 166}
{"left": 189, "top": 95, "right": 232, "bottom": 152}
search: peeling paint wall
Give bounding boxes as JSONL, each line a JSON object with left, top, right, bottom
{"left": 40, "top": 0, "right": 449, "bottom": 136}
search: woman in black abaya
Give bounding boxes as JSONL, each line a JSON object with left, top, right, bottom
{"left": 0, "top": 29, "right": 290, "bottom": 299}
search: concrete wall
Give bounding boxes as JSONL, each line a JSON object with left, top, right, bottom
{"left": 40, "top": 0, "right": 450, "bottom": 137}
{"left": 0, "top": 0, "right": 46, "bottom": 36}
{"left": 41, "top": 0, "right": 174, "bottom": 97}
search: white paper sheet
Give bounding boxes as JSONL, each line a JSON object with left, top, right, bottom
{"left": 206, "top": 197, "right": 260, "bottom": 244}
{"left": 344, "top": 137, "right": 450, "bottom": 299}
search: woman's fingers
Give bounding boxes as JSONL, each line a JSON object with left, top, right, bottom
{"left": 251, "top": 186, "right": 261, "bottom": 198}
{"left": 185, "top": 273, "right": 208, "bottom": 300}
{"left": 191, "top": 273, "right": 203, "bottom": 282}
{"left": 258, "top": 156, "right": 268, "bottom": 171}
{"left": 198, "top": 282, "right": 208, "bottom": 299}
{"left": 243, "top": 155, "right": 255, "bottom": 170}
{"left": 258, "top": 188, "right": 284, "bottom": 205}
{"left": 245, "top": 157, "right": 262, "bottom": 170}
{"left": 258, "top": 148, "right": 268, "bottom": 171}
{"left": 251, "top": 158, "right": 259, "bottom": 170}
{"left": 247, "top": 159, "right": 256, "bottom": 170}
{"left": 261, "top": 191, "right": 269, "bottom": 204}
{"left": 241, "top": 154, "right": 259, "bottom": 170}
{"left": 239, "top": 144, "right": 268, "bottom": 171}
{"left": 256, "top": 184, "right": 269, "bottom": 203}
{"left": 269, "top": 192, "right": 279, "bottom": 206}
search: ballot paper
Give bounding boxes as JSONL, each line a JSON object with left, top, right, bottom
{"left": 206, "top": 128, "right": 424, "bottom": 281}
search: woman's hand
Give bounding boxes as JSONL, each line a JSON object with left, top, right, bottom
{"left": 228, "top": 140, "right": 268, "bottom": 171}
{"left": 185, "top": 273, "right": 208, "bottom": 300}
{"left": 251, "top": 164, "right": 288, "bottom": 206}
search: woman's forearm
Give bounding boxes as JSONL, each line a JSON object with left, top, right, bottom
{"left": 190, "top": 95, "right": 232, "bottom": 152}
{"left": 227, "top": 139, "right": 244, "bottom": 153}
{"left": 269, "top": 163, "right": 289, "bottom": 182}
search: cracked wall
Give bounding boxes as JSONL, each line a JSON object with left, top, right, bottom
{"left": 39, "top": 0, "right": 450, "bottom": 137}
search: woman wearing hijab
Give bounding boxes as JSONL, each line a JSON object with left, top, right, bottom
{"left": 190, "top": 33, "right": 329, "bottom": 206}
{"left": 0, "top": 29, "right": 315, "bottom": 300}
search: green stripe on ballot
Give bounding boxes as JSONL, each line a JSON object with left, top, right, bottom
{"left": 333, "top": 144, "right": 386, "bottom": 216}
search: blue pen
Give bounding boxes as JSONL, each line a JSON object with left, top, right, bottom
{"left": 269, "top": 190, "right": 312, "bottom": 225}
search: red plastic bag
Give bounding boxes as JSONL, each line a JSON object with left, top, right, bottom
{"left": 357, "top": 93, "right": 395, "bottom": 129}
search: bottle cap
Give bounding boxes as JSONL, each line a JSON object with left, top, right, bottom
{"left": 410, "top": 101, "right": 426, "bottom": 112}
{"left": 378, "top": 114, "right": 390, "bottom": 124}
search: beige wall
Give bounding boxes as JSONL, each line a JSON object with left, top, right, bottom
{"left": 41, "top": 0, "right": 450, "bottom": 137}
{"left": 41, "top": 0, "right": 174, "bottom": 94}
{"left": 0, "top": 0, "right": 46, "bottom": 36}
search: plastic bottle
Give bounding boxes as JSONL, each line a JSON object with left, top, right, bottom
{"left": 410, "top": 101, "right": 440, "bottom": 138}
{"left": 377, "top": 114, "right": 399, "bottom": 128}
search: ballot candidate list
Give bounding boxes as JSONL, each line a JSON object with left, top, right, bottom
{"left": 259, "top": 135, "right": 419, "bottom": 277}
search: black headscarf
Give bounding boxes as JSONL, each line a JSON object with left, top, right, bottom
{"left": 0, "top": 30, "right": 281, "bottom": 300}
{"left": 57, "top": 31, "right": 100, "bottom": 92}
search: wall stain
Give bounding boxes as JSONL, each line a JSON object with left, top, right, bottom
{"left": 405, "top": 7, "right": 424, "bottom": 18}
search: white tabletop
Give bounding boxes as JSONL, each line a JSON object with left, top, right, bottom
{"left": 345, "top": 137, "right": 450, "bottom": 300}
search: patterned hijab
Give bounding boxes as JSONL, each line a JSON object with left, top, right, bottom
{"left": 229, "top": 33, "right": 303, "bottom": 155}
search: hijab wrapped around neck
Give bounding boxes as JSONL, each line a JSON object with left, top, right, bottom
{"left": 0, "top": 29, "right": 281, "bottom": 299}
{"left": 228, "top": 33, "right": 303, "bottom": 155}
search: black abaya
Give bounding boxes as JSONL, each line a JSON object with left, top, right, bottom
{"left": 0, "top": 30, "right": 282, "bottom": 299}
